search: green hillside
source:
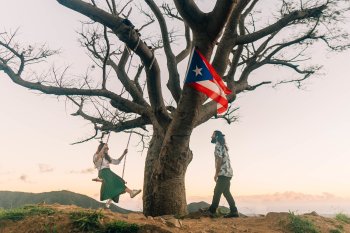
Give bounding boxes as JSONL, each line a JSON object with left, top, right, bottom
{"left": 0, "top": 190, "right": 131, "bottom": 213}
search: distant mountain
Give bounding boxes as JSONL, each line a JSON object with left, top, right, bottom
{"left": 0, "top": 190, "right": 131, "bottom": 213}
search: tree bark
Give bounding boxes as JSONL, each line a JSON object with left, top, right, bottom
{"left": 143, "top": 130, "right": 193, "bottom": 216}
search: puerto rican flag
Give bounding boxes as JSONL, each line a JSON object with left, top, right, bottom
{"left": 185, "top": 48, "right": 231, "bottom": 114}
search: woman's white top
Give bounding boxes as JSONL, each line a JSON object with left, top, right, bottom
{"left": 93, "top": 153, "right": 121, "bottom": 171}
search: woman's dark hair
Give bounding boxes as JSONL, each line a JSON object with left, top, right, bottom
{"left": 97, "top": 142, "right": 112, "bottom": 163}
{"left": 214, "top": 130, "right": 228, "bottom": 151}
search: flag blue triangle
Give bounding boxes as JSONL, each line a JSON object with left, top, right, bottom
{"left": 185, "top": 50, "right": 213, "bottom": 83}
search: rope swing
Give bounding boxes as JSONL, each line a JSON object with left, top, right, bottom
{"left": 92, "top": 33, "right": 144, "bottom": 182}
{"left": 122, "top": 131, "right": 132, "bottom": 179}
{"left": 92, "top": 131, "right": 132, "bottom": 182}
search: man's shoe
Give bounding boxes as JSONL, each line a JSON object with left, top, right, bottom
{"left": 130, "top": 189, "right": 141, "bottom": 198}
{"left": 224, "top": 211, "right": 239, "bottom": 218}
{"left": 199, "top": 208, "right": 216, "bottom": 218}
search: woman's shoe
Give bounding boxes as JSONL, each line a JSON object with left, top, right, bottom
{"left": 105, "top": 199, "right": 112, "bottom": 209}
{"left": 130, "top": 189, "right": 141, "bottom": 198}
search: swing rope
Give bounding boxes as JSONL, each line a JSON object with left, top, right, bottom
{"left": 121, "top": 130, "right": 132, "bottom": 179}
{"left": 93, "top": 45, "right": 135, "bottom": 182}
{"left": 93, "top": 37, "right": 148, "bottom": 181}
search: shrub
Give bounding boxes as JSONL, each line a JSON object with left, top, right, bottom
{"left": 288, "top": 212, "right": 320, "bottom": 233}
{"left": 0, "top": 208, "right": 26, "bottom": 221}
{"left": 0, "top": 205, "right": 55, "bottom": 221}
{"left": 335, "top": 213, "right": 350, "bottom": 224}
{"left": 329, "top": 229, "right": 342, "bottom": 233}
{"left": 104, "top": 221, "right": 139, "bottom": 233}
{"left": 69, "top": 210, "right": 104, "bottom": 232}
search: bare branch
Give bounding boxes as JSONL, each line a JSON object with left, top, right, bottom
{"left": 145, "top": 0, "right": 181, "bottom": 103}
{"left": 212, "top": 106, "right": 239, "bottom": 125}
{"left": 272, "top": 70, "right": 316, "bottom": 88}
{"left": 175, "top": 23, "right": 192, "bottom": 64}
{"left": 236, "top": 4, "right": 327, "bottom": 45}
{"left": 246, "top": 81, "right": 272, "bottom": 91}
{"left": 71, "top": 124, "right": 99, "bottom": 145}
{"left": 173, "top": 0, "right": 205, "bottom": 30}
{"left": 1, "top": 59, "right": 146, "bottom": 115}
{"left": 117, "top": 0, "right": 132, "bottom": 16}
{"left": 57, "top": 0, "right": 170, "bottom": 125}
{"left": 212, "top": 0, "right": 253, "bottom": 76}
{"left": 161, "top": 3, "right": 183, "bottom": 21}
{"left": 102, "top": 26, "right": 109, "bottom": 89}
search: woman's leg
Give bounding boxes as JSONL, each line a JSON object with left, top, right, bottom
{"left": 105, "top": 199, "right": 112, "bottom": 208}
{"left": 124, "top": 186, "right": 141, "bottom": 198}
{"left": 125, "top": 187, "right": 132, "bottom": 194}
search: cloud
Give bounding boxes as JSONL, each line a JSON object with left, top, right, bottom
{"left": 235, "top": 191, "right": 344, "bottom": 203}
{"left": 19, "top": 174, "right": 28, "bottom": 182}
{"left": 188, "top": 191, "right": 350, "bottom": 215}
{"left": 38, "top": 164, "right": 54, "bottom": 173}
{"left": 0, "top": 171, "right": 12, "bottom": 175}
{"left": 189, "top": 192, "right": 350, "bottom": 204}
{"left": 69, "top": 167, "right": 95, "bottom": 174}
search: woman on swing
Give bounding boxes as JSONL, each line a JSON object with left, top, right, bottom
{"left": 93, "top": 142, "right": 141, "bottom": 208}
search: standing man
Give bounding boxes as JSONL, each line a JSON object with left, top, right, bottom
{"left": 207, "top": 130, "right": 239, "bottom": 218}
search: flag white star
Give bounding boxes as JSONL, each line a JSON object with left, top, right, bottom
{"left": 193, "top": 65, "right": 202, "bottom": 76}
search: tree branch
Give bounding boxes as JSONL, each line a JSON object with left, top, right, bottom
{"left": 173, "top": 0, "right": 205, "bottom": 30}
{"left": 212, "top": 0, "right": 253, "bottom": 76}
{"left": 57, "top": 0, "right": 171, "bottom": 126}
{"left": 0, "top": 61, "right": 146, "bottom": 115}
{"left": 145, "top": 0, "right": 181, "bottom": 103}
{"left": 236, "top": 4, "right": 327, "bottom": 45}
{"left": 175, "top": 24, "right": 192, "bottom": 64}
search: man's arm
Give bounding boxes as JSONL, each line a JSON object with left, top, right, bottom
{"left": 215, "top": 157, "right": 223, "bottom": 181}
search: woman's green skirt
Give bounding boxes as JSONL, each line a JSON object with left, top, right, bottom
{"left": 99, "top": 168, "right": 126, "bottom": 203}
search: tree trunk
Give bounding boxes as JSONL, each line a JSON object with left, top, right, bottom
{"left": 143, "top": 131, "right": 193, "bottom": 216}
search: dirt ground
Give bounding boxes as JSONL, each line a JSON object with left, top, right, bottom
{"left": 0, "top": 204, "right": 349, "bottom": 233}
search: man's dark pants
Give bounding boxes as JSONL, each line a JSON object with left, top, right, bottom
{"left": 209, "top": 176, "right": 238, "bottom": 214}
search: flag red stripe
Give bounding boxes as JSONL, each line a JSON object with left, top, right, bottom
{"left": 188, "top": 81, "right": 228, "bottom": 111}
{"left": 195, "top": 49, "right": 232, "bottom": 95}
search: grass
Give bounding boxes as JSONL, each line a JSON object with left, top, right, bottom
{"left": 331, "top": 213, "right": 350, "bottom": 233}
{"left": 44, "top": 223, "right": 58, "bottom": 233}
{"left": 329, "top": 229, "right": 342, "bottom": 233}
{"left": 104, "top": 221, "right": 140, "bottom": 233}
{"left": 69, "top": 209, "right": 104, "bottom": 232}
{"left": 1, "top": 205, "right": 140, "bottom": 233}
{"left": 287, "top": 212, "right": 320, "bottom": 233}
{"left": 0, "top": 205, "right": 56, "bottom": 221}
{"left": 69, "top": 210, "right": 140, "bottom": 233}
{"left": 335, "top": 213, "right": 350, "bottom": 224}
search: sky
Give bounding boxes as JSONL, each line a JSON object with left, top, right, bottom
{"left": 1, "top": 0, "right": 350, "bottom": 214}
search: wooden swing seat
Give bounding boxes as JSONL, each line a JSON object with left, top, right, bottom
{"left": 92, "top": 177, "right": 103, "bottom": 182}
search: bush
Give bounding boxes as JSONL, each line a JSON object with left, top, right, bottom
{"left": 335, "top": 213, "right": 350, "bottom": 224}
{"left": 104, "top": 221, "right": 139, "bottom": 233}
{"left": 329, "top": 229, "right": 342, "bottom": 233}
{"left": 69, "top": 210, "right": 104, "bottom": 232}
{"left": 0, "top": 209, "right": 26, "bottom": 221}
{"left": 0, "top": 205, "right": 55, "bottom": 221}
{"left": 288, "top": 212, "right": 320, "bottom": 233}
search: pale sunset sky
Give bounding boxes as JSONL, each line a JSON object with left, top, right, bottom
{"left": 1, "top": 0, "right": 349, "bottom": 214}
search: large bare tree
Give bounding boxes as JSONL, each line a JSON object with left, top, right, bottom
{"left": 1, "top": 0, "right": 349, "bottom": 216}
